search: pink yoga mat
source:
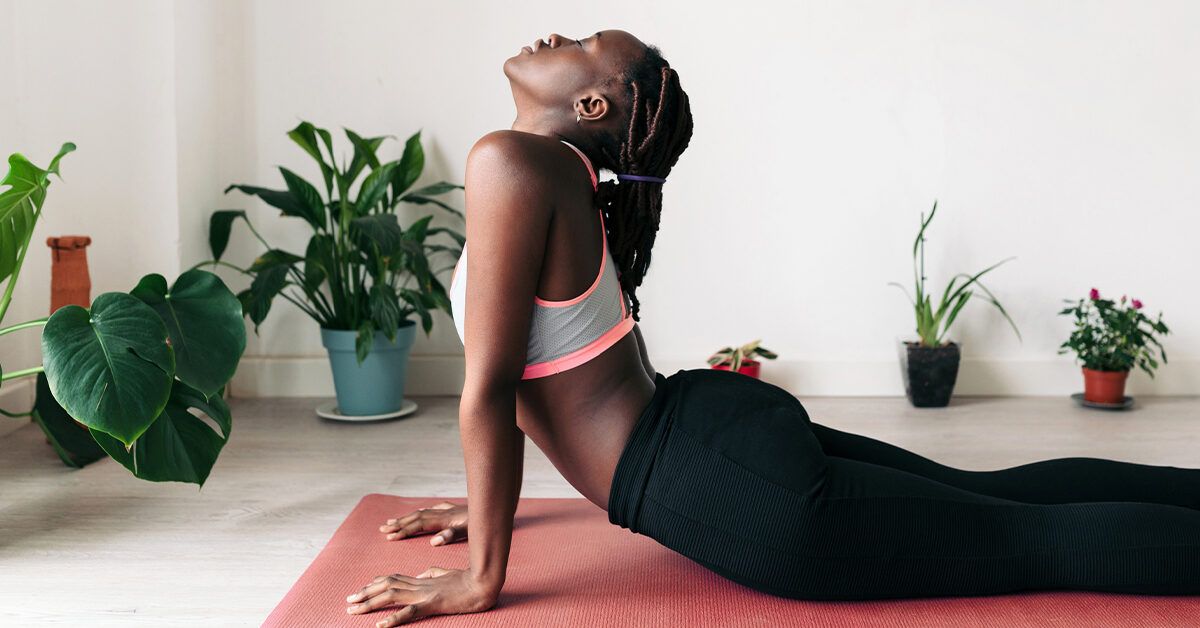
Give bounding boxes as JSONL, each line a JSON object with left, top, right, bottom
{"left": 264, "top": 494, "right": 1200, "bottom": 627}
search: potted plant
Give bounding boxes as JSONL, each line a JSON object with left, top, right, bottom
{"left": 1058, "top": 288, "right": 1169, "bottom": 406}
{"left": 707, "top": 339, "right": 777, "bottom": 378}
{"left": 199, "top": 121, "right": 464, "bottom": 417}
{"left": 888, "top": 201, "right": 1021, "bottom": 407}
{"left": 1, "top": 143, "right": 245, "bottom": 486}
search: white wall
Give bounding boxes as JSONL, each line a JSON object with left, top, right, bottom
{"left": 3, "top": 0, "right": 1198, "bottom": 400}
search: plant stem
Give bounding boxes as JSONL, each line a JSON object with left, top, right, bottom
{"left": 193, "top": 259, "right": 253, "bottom": 276}
{"left": 0, "top": 318, "right": 48, "bottom": 337}
{"left": 1, "top": 365, "right": 44, "bottom": 381}
{"left": 0, "top": 406, "right": 33, "bottom": 418}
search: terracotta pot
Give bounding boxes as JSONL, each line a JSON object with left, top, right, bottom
{"left": 46, "top": 235, "right": 92, "bottom": 312}
{"left": 711, "top": 359, "right": 761, "bottom": 378}
{"left": 1082, "top": 367, "right": 1128, "bottom": 404}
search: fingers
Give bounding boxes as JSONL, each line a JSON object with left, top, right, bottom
{"left": 377, "top": 604, "right": 424, "bottom": 627}
{"left": 429, "top": 526, "right": 461, "bottom": 546}
{"left": 347, "top": 580, "right": 418, "bottom": 615}
{"left": 347, "top": 575, "right": 417, "bottom": 604}
{"left": 379, "top": 503, "right": 460, "bottom": 539}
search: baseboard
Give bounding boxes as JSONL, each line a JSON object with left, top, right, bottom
{"left": 228, "top": 355, "right": 1200, "bottom": 398}
{"left": 0, "top": 379, "right": 35, "bottom": 438}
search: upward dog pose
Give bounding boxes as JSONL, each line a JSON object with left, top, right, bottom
{"left": 345, "top": 29, "right": 1200, "bottom": 626}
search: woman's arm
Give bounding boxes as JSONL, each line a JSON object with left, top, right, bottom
{"left": 346, "top": 131, "right": 551, "bottom": 625}
{"left": 457, "top": 130, "right": 551, "bottom": 598}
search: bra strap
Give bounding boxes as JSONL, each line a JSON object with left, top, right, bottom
{"left": 559, "top": 139, "right": 599, "bottom": 191}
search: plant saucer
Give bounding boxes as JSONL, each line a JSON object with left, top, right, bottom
{"left": 1070, "top": 393, "right": 1134, "bottom": 411}
{"left": 315, "top": 399, "right": 419, "bottom": 422}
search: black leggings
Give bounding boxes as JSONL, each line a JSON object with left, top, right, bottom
{"left": 608, "top": 368, "right": 1200, "bottom": 600}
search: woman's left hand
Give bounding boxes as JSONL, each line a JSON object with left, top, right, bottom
{"left": 345, "top": 566, "right": 498, "bottom": 626}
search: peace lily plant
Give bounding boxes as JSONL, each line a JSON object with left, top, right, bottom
{"left": 0, "top": 143, "right": 246, "bottom": 486}
{"left": 199, "top": 121, "right": 464, "bottom": 362}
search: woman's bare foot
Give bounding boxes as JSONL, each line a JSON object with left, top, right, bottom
{"left": 379, "top": 501, "right": 468, "bottom": 546}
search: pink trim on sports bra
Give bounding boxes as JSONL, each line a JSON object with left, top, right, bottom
{"left": 533, "top": 207, "right": 608, "bottom": 307}
{"left": 521, "top": 315, "right": 636, "bottom": 379}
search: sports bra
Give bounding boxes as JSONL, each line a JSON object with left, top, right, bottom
{"left": 447, "top": 139, "right": 636, "bottom": 380}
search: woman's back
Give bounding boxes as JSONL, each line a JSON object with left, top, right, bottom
{"left": 455, "top": 130, "right": 657, "bottom": 509}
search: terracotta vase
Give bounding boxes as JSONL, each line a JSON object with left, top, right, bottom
{"left": 46, "top": 235, "right": 93, "bottom": 436}
{"left": 1082, "top": 367, "right": 1129, "bottom": 404}
{"left": 47, "top": 236, "right": 92, "bottom": 312}
{"left": 711, "top": 359, "right": 761, "bottom": 378}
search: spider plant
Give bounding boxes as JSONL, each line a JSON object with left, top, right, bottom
{"left": 888, "top": 201, "right": 1021, "bottom": 348}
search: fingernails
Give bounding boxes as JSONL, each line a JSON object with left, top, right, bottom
{"left": 431, "top": 536, "right": 443, "bottom": 545}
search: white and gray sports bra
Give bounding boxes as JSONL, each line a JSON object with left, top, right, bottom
{"left": 448, "top": 139, "right": 635, "bottom": 380}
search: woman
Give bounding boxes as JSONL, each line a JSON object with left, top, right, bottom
{"left": 346, "top": 29, "right": 1200, "bottom": 626}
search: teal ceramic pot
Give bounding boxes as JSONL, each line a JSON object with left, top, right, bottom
{"left": 320, "top": 321, "right": 416, "bottom": 416}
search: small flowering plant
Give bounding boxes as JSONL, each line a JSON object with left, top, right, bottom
{"left": 1057, "top": 288, "right": 1170, "bottom": 376}
{"left": 707, "top": 339, "right": 778, "bottom": 371}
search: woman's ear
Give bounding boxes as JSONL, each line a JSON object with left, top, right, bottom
{"left": 574, "top": 92, "right": 610, "bottom": 123}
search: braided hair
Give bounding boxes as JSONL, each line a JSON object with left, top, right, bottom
{"left": 590, "top": 44, "right": 693, "bottom": 322}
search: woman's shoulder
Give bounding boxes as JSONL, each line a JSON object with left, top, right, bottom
{"left": 466, "top": 130, "right": 564, "bottom": 186}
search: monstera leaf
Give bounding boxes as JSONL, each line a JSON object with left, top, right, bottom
{"left": 41, "top": 292, "right": 175, "bottom": 446}
{"left": 0, "top": 143, "right": 75, "bottom": 287}
{"left": 89, "top": 380, "right": 231, "bottom": 486}
{"left": 131, "top": 269, "right": 246, "bottom": 397}
{"left": 30, "top": 372, "right": 108, "bottom": 468}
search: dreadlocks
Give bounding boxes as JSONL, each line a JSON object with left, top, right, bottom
{"left": 591, "top": 44, "right": 693, "bottom": 322}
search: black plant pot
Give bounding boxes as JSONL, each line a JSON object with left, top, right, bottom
{"left": 898, "top": 340, "right": 961, "bottom": 408}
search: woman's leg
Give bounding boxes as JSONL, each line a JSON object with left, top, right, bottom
{"left": 620, "top": 369, "right": 1200, "bottom": 600}
{"left": 809, "top": 420, "right": 1200, "bottom": 510}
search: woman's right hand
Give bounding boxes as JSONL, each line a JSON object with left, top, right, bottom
{"left": 380, "top": 501, "right": 468, "bottom": 546}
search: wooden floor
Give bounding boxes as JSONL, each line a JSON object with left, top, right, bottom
{"left": 2, "top": 392, "right": 1199, "bottom": 626}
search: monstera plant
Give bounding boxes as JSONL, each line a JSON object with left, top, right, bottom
{"left": 0, "top": 143, "right": 246, "bottom": 486}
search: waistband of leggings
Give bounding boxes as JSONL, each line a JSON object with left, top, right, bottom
{"left": 608, "top": 369, "right": 684, "bottom": 532}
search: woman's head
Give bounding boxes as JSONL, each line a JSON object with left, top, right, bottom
{"left": 504, "top": 29, "right": 694, "bottom": 321}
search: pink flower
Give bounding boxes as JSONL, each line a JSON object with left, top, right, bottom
{"left": 1132, "top": 299, "right": 1143, "bottom": 310}
{"left": 1089, "top": 288, "right": 1100, "bottom": 300}
{"left": 1120, "top": 294, "right": 1127, "bottom": 304}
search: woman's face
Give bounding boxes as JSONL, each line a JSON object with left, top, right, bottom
{"left": 503, "top": 29, "right": 648, "bottom": 122}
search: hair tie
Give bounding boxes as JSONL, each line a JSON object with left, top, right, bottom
{"left": 615, "top": 173, "right": 667, "bottom": 184}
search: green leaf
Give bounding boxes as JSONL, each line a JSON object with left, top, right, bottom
{"left": 279, "top": 167, "right": 327, "bottom": 229}
{"left": 400, "top": 287, "right": 433, "bottom": 334}
{"left": 351, "top": 214, "right": 403, "bottom": 254}
{"left": 356, "top": 161, "right": 398, "bottom": 214}
{"left": 406, "top": 181, "right": 462, "bottom": 196}
{"left": 355, "top": 322, "right": 374, "bottom": 364}
{"left": 208, "top": 210, "right": 246, "bottom": 261}
{"left": 30, "top": 372, "right": 108, "bottom": 468}
{"left": 243, "top": 264, "right": 290, "bottom": 328}
{"left": 288, "top": 121, "right": 336, "bottom": 194}
{"left": 41, "top": 293, "right": 175, "bottom": 446}
{"left": 304, "top": 235, "right": 334, "bottom": 291}
{"left": 248, "top": 248, "right": 304, "bottom": 272}
{"left": 130, "top": 270, "right": 246, "bottom": 397}
{"left": 225, "top": 183, "right": 321, "bottom": 230}
{"left": 369, "top": 283, "right": 401, "bottom": 341}
{"left": 89, "top": 380, "right": 231, "bottom": 487}
{"left": 427, "top": 226, "right": 466, "bottom": 248}
{"left": 0, "top": 144, "right": 74, "bottom": 286}
{"left": 390, "top": 131, "right": 425, "bottom": 198}
{"left": 345, "top": 129, "right": 389, "bottom": 183}
{"left": 401, "top": 194, "right": 464, "bottom": 220}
